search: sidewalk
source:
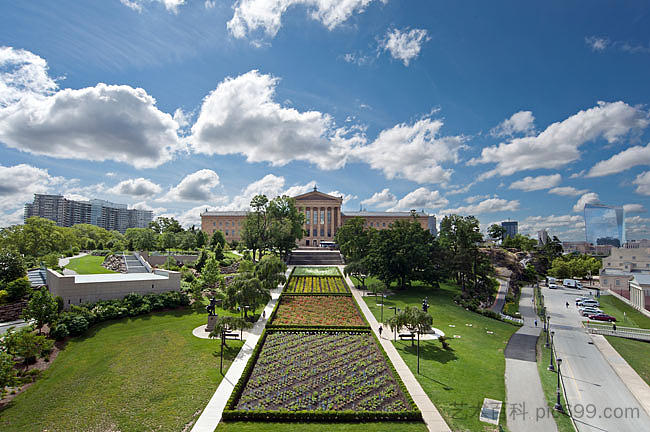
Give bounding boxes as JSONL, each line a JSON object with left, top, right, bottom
{"left": 190, "top": 268, "right": 289, "bottom": 432}
{"left": 504, "top": 286, "right": 557, "bottom": 432}
{"left": 490, "top": 278, "right": 508, "bottom": 313}
{"left": 591, "top": 334, "right": 650, "bottom": 418}
{"left": 341, "top": 269, "right": 451, "bottom": 432}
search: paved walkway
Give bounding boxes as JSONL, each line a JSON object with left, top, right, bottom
{"left": 491, "top": 278, "right": 508, "bottom": 313}
{"left": 504, "top": 286, "right": 557, "bottom": 432}
{"left": 591, "top": 334, "right": 650, "bottom": 418}
{"left": 341, "top": 269, "right": 451, "bottom": 432}
{"left": 190, "top": 268, "right": 290, "bottom": 432}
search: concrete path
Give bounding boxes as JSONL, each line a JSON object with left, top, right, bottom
{"left": 504, "top": 286, "right": 558, "bottom": 432}
{"left": 190, "top": 268, "right": 290, "bottom": 432}
{"left": 58, "top": 252, "right": 88, "bottom": 275}
{"left": 591, "top": 334, "right": 650, "bottom": 418}
{"left": 341, "top": 269, "right": 451, "bottom": 432}
{"left": 491, "top": 278, "right": 508, "bottom": 313}
{"left": 543, "top": 285, "right": 650, "bottom": 432}
{"left": 0, "top": 319, "right": 33, "bottom": 335}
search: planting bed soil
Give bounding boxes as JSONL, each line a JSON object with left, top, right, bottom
{"left": 272, "top": 296, "right": 365, "bottom": 327}
{"left": 285, "top": 276, "right": 349, "bottom": 294}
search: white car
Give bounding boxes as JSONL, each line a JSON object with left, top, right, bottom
{"left": 549, "top": 283, "right": 559, "bottom": 289}
{"left": 577, "top": 300, "right": 600, "bottom": 308}
{"left": 579, "top": 307, "right": 603, "bottom": 316}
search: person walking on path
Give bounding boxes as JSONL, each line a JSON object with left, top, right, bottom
{"left": 378, "top": 325, "right": 383, "bottom": 338}
{"left": 534, "top": 319, "right": 537, "bottom": 327}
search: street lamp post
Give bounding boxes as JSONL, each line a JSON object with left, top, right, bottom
{"left": 388, "top": 306, "right": 397, "bottom": 341}
{"left": 548, "top": 331, "right": 555, "bottom": 371}
{"left": 554, "top": 358, "right": 564, "bottom": 412}
{"left": 545, "top": 316, "right": 551, "bottom": 347}
{"left": 417, "top": 330, "right": 420, "bottom": 374}
{"left": 381, "top": 289, "right": 384, "bottom": 322}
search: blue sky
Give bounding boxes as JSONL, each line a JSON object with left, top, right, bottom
{"left": 1, "top": 0, "right": 650, "bottom": 240}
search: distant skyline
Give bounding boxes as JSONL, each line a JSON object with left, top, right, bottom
{"left": 1, "top": 1, "right": 650, "bottom": 241}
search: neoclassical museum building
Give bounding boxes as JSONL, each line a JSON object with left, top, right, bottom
{"left": 200, "top": 187, "right": 437, "bottom": 247}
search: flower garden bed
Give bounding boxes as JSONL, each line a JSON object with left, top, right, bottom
{"left": 291, "top": 267, "right": 341, "bottom": 276}
{"left": 285, "top": 276, "right": 350, "bottom": 294}
{"left": 271, "top": 296, "right": 365, "bottom": 327}
{"left": 224, "top": 330, "right": 419, "bottom": 421}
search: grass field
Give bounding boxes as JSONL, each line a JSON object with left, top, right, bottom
{"left": 0, "top": 308, "right": 241, "bottom": 432}
{"left": 593, "top": 295, "right": 650, "bottom": 329}
{"left": 362, "top": 282, "right": 519, "bottom": 431}
{"left": 604, "top": 336, "right": 650, "bottom": 386}
{"left": 291, "top": 266, "right": 341, "bottom": 276}
{"left": 536, "top": 335, "right": 576, "bottom": 432}
{"left": 216, "top": 422, "right": 428, "bottom": 431}
{"left": 65, "top": 255, "right": 116, "bottom": 274}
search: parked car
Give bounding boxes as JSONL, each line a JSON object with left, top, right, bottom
{"left": 575, "top": 296, "right": 592, "bottom": 304}
{"left": 579, "top": 307, "right": 603, "bottom": 316}
{"left": 577, "top": 300, "right": 600, "bottom": 307}
{"left": 563, "top": 279, "right": 583, "bottom": 289}
{"left": 549, "top": 283, "right": 559, "bottom": 289}
{"left": 587, "top": 313, "right": 617, "bottom": 322}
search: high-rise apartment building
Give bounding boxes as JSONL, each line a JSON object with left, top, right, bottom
{"left": 24, "top": 194, "right": 152, "bottom": 233}
{"left": 501, "top": 221, "right": 518, "bottom": 239}
{"left": 584, "top": 203, "right": 625, "bottom": 247}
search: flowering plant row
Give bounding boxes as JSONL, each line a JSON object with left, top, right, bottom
{"left": 234, "top": 331, "right": 411, "bottom": 413}
{"left": 285, "top": 276, "right": 349, "bottom": 294}
{"left": 272, "top": 296, "right": 365, "bottom": 327}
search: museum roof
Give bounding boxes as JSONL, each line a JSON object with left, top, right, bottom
{"left": 73, "top": 273, "right": 169, "bottom": 284}
{"left": 343, "top": 211, "right": 429, "bottom": 217}
{"left": 201, "top": 211, "right": 248, "bottom": 217}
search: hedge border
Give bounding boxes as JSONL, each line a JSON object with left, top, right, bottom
{"left": 225, "top": 328, "right": 269, "bottom": 410}
{"left": 265, "top": 326, "right": 371, "bottom": 332}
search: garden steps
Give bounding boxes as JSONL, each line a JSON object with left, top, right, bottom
{"left": 287, "top": 250, "right": 343, "bottom": 265}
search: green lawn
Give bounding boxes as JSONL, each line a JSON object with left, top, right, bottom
{"left": 291, "top": 266, "right": 341, "bottom": 276}
{"left": 0, "top": 307, "right": 242, "bottom": 432}
{"left": 536, "top": 335, "right": 576, "bottom": 432}
{"left": 593, "top": 295, "right": 650, "bottom": 329}
{"left": 65, "top": 255, "right": 117, "bottom": 274}
{"left": 604, "top": 336, "right": 650, "bottom": 386}
{"left": 362, "top": 282, "right": 519, "bottom": 431}
{"left": 216, "top": 422, "right": 427, "bottom": 431}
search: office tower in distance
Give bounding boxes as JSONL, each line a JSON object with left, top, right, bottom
{"left": 501, "top": 220, "right": 518, "bottom": 240}
{"left": 584, "top": 203, "right": 625, "bottom": 247}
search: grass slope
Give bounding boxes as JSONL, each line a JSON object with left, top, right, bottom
{"left": 0, "top": 308, "right": 241, "bottom": 432}
{"left": 362, "top": 282, "right": 519, "bottom": 431}
{"left": 594, "top": 295, "right": 650, "bottom": 329}
{"left": 604, "top": 336, "right": 650, "bottom": 386}
{"left": 65, "top": 255, "right": 116, "bottom": 274}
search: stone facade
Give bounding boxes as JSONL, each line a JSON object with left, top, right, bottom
{"left": 602, "top": 246, "right": 650, "bottom": 272}
{"left": 199, "top": 188, "right": 436, "bottom": 247}
{"left": 0, "top": 300, "right": 28, "bottom": 322}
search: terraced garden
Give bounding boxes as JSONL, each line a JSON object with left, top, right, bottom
{"left": 285, "top": 275, "right": 350, "bottom": 294}
{"left": 292, "top": 266, "right": 342, "bottom": 276}
{"left": 271, "top": 296, "right": 365, "bottom": 327}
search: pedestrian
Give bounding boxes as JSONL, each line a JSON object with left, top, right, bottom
{"left": 378, "top": 325, "right": 383, "bottom": 338}
{"left": 565, "top": 301, "right": 569, "bottom": 308}
{"left": 262, "top": 310, "right": 266, "bottom": 319}
{"left": 612, "top": 323, "right": 617, "bottom": 331}
{"left": 534, "top": 319, "right": 537, "bottom": 327}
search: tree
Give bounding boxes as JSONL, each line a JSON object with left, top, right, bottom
{"left": 149, "top": 216, "right": 183, "bottom": 234}
{"left": 438, "top": 215, "right": 485, "bottom": 294}
{"left": 196, "top": 230, "right": 207, "bottom": 249}
{"left": 124, "top": 228, "right": 157, "bottom": 251}
{"left": 210, "top": 230, "right": 226, "bottom": 249}
{"left": 266, "top": 196, "right": 305, "bottom": 259}
{"left": 344, "top": 258, "right": 371, "bottom": 288}
{"left": 254, "top": 255, "right": 287, "bottom": 291}
{"left": 385, "top": 306, "right": 433, "bottom": 347}
{"left": 335, "top": 217, "right": 374, "bottom": 262}
{"left": 158, "top": 231, "right": 177, "bottom": 251}
{"left": 3, "top": 326, "right": 54, "bottom": 365}
{"left": 195, "top": 249, "right": 209, "bottom": 272}
{"left": 178, "top": 231, "right": 197, "bottom": 251}
{"left": 241, "top": 195, "right": 269, "bottom": 263}
{"left": 487, "top": 224, "right": 506, "bottom": 242}
{"left": 208, "top": 315, "right": 253, "bottom": 375}
{"left": 0, "top": 250, "right": 26, "bottom": 284}
{"left": 502, "top": 234, "right": 537, "bottom": 251}
{"left": 201, "top": 257, "right": 224, "bottom": 289}
{"left": 22, "top": 287, "right": 59, "bottom": 334}
{"left": 223, "top": 273, "right": 270, "bottom": 319}
{"left": 6, "top": 277, "right": 31, "bottom": 302}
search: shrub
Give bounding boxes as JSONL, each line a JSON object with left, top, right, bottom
{"left": 50, "top": 323, "right": 69, "bottom": 341}
{"left": 54, "top": 296, "right": 64, "bottom": 313}
{"left": 66, "top": 315, "right": 89, "bottom": 336}
{"left": 6, "top": 277, "right": 30, "bottom": 301}
{"left": 181, "top": 267, "right": 195, "bottom": 283}
{"left": 3, "top": 327, "right": 54, "bottom": 364}
{"left": 0, "top": 290, "right": 9, "bottom": 304}
{"left": 439, "top": 335, "right": 450, "bottom": 350}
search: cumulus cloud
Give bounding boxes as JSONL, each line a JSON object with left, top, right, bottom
{"left": 352, "top": 113, "right": 465, "bottom": 184}
{"left": 626, "top": 215, "right": 650, "bottom": 239}
{"left": 586, "top": 143, "right": 650, "bottom": 177}
{"left": 509, "top": 174, "right": 561, "bottom": 192}
{"left": 327, "top": 190, "right": 357, "bottom": 205}
{"left": 108, "top": 178, "right": 162, "bottom": 197}
{"left": 227, "top": 0, "right": 382, "bottom": 39}
{"left": 360, "top": 188, "right": 397, "bottom": 208}
{"left": 518, "top": 213, "right": 584, "bottom": 236}
{"left": 191, "top": 70, "right": 365, "bottom": 170}
{"left": 471, "top": 101, "right": 650, "bottom": 178}
{"left": 490, "top": 111, "right": 535, "bottom": 138}
{"left": 388, "top": 187, "right": 448, "bottom": 211}
{"left": 441, "top": 197, "right": 519, "bottom": 215}
{"left": 632, "top": 171, "right": 650, "bottom": 196}
{"left": 0, "top": 163, "right": 63, "bottom": 211}
{"left": 572, "top": 192, "right": 600, "bottom": 212}
{"left": 624, "top": 204, "right": 646, "bottom": 214}
{"left": 120, "top": 0, "right": 186, "bottom": 13}
{"left": 0, "top": 47, "right": 182, "bottom": 169}
{"left": 216, "top": 174, "right": 316, "bottom": 211}
{"left": 162, "top": 169, "right": 221, "bottom": 202}
{"left": 380, "top": 28, "right": 429, "bottom": 66}
{"left": 548, "top": 186, "right": 589, "bottom": 196}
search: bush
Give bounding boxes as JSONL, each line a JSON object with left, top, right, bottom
{"left": 50, "top": 323, "right": 69, "bottom": 341}
{"left": 0, "top": 290, "right": 9, "bottom": 304}
{"left": 3, "top": 327, "right": 54, "bottom": 364}
{"left": 6, "top": 277, "right": 30, "bottom": 301}
{"left": 439, "top": 335, "right": 450, "bottom": 350}
{"left": 181, "top": 267, "right": 195, "bottom": 283}
{"left": 54, "top": 296, "right": 64, "bottom": 313}
{"left": 66, "top": 315, "right": 89, "bottom": 336}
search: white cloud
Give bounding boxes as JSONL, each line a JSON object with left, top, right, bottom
{"left": 509, "top": 174, "right": 561, "bottom": 192}
{"left": 0, "top": 46, "right": 57, "bottom": 107}
{"left": 217, "top": 174, "right": 316, "bottom": 211}
{"left": 327, "top": 190, "right": 357, "bottom": 205}
{"left": 490, "top": 111, "right": 535, "bottom": 137}
{"left": 626, "top": 215, "right": 650, "bottom": 239}
{"left": 442, "top": 197, "right": 519, "bottom": 215}
{"left": 548, "top": 186, "right": 589, "bottom": 196}
{"left": 191, "top": 70, "right": 365, "bottom": 170}
{"left": 572, "top": 192, "right": 600, "bottom": 212}
{"left": 624, "top": 204, "right": 646, "bottom": 214}
{"left": 360, "top": 188, "right": 396, "bottom": 208}
{"left": 569, "top": 170, "right": 586, "bottom": 179}
{"left": 204, "top": 0, "right": 216, "bottom": 8}
{"left": 173, "top": 107, "right": 191, "bottom": 129}
{"left": 471, "top": 101, "right": 650, "bottom": 178}
{"left": 465, "top": 194, "right": 492, "bottom": 204}
{"left": 380, "top": 28, "right": 429, "bottom": 66}
{"left": 227, "top": 0, "right": 383, "bottom": 39}
{"left": 586, "top": 143, "right": 650, "bottom": 177}
{"left": 120, "top": 0, "right": 186, "bottom": 13}
{"left": 352, "top": 113, "right": 466, "bottom": 184}
{"left": 343, "top": 52, "right": 372, "bottom": 66}
{"left": 518, "top": 213, "right": 585, "bottom": 237}
{"left": 632, "top": 171, "right": 650, "bottom": 196}
{"left": 162, "top": 169, "right": 221, "bottom": 202}
{"left": 388, "top": 187, "right": 448, "bottom": 211}
{"left": 108, "top": 178, "right": 162, "bottom": 197}
{"left": 0, "top": 163, "right": 64, "bottom": 211}
{"left": 0, "top": 208, "right": 24, "bottom": 227}
{"left": 585, "top": 36, "right": 609, "bottom": 51}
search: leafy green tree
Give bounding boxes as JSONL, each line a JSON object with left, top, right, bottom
{"left": 0, "top": 250, "right": 26, "bottom": 284}
{"left": 0, "top": 351, "right": 16, "bottom": 393}
{"left": 487, "top": 224, "right": 507, "bottom": 242}
{"left": 267, "top": 196, "right": 305, "bottom": 259}
{"left": 6, "top": 277, "right": 30, "bottom": 302}
{"left": 214, "top": 242, "right": 225, "bottom": 260}
{"left": 158, "top": 231, "right": 177, "bottom": 251}
{"left": 149, "top": 216, "right": 183, "bottom": 234}
{"left": 438, "top": 215, "right": 485, "bottom": 293}
{"left": 22, "top": 287, "right": 59, "bottom": 334}
{"left": 254, "top": 255, "right": 287, "bottom": 291}
{"left": 502, "top": 233, "right": 537, "bottom": 251}
{"left": 201, "top": 257, "right": 224, "bottom": 289}
{"left": 3, "top": 327, "right": 54, "bottom": 365}
{"left": 385, "top": 306, "right": 433, "bottom": 347}
{"left": 344, "top": 257, "right": 371, "bottom": 288}
{"left": 241, "top": 195, "right": 269, "bottom": 263}
{"left": 223, "top": 273, "right": 269, "bottom": 319}
{"left": 209, "top": 315, "right": 253, "bottom": 375}
{"left": 334, "top": 217, "right": 374, "bottom": 262}
{"left": 196, "top": 230, "right": 207, "bottom": 249}
{"left": 178, "top": 231, "right": 197, "bottom": 251}
{"left": 124, "top": 228, "right": 156, "bottom": 251}
{"left": 195, "top": 249, "right": 209, "bottom": 272}
{"left": 210, "top": 230, "right": 226, "bottom": 249}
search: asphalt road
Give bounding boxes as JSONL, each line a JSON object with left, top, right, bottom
{"left": 542, "top": 285, "right": 650, "bottom": 432}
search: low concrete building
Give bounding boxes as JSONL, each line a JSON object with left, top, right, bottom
{"left": 46, "top": 269, "right": 181, "bottom": 309}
